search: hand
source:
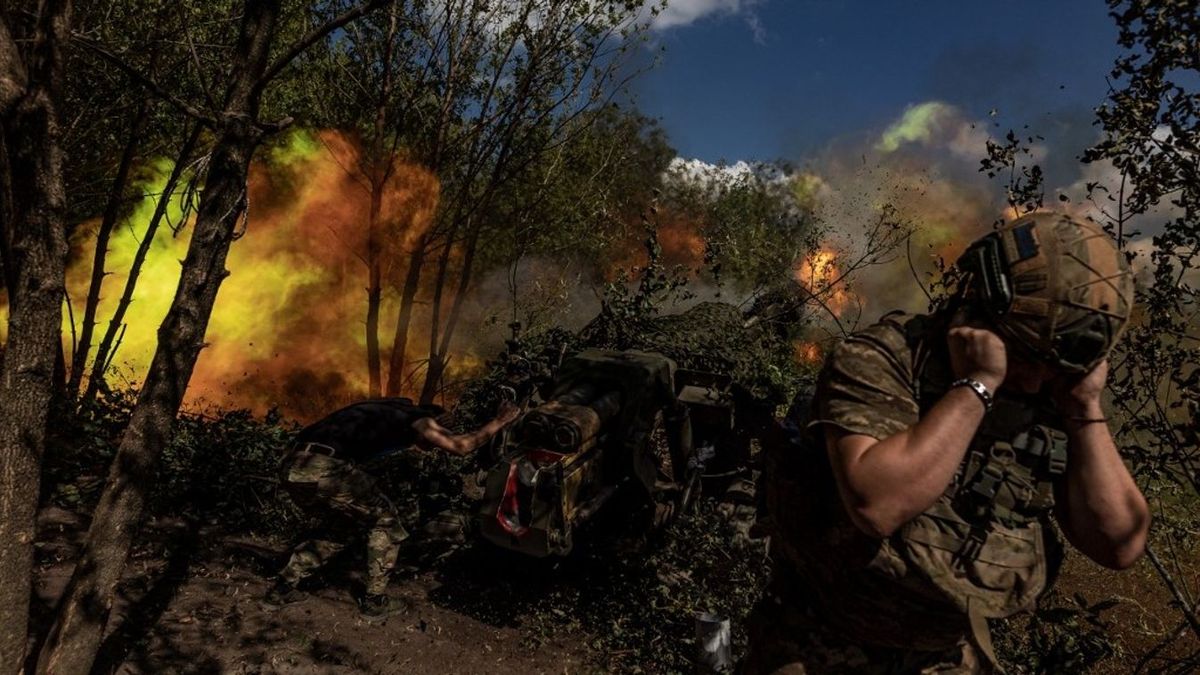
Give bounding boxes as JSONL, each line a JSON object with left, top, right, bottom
{"left": 494, "top": 399, "right": 521, "bottom": 427}
{"left": 947, "top": 326, "right": 1007, "bottom": 392}
{"left": 1051, "top": 359, "right": 1108, "bottom": 417}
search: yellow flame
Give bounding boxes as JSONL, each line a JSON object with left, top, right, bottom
{"left": 794, "top": 340, "right": 822, "bottom": 365}
{"left": 795, "top": 247, "right": 854, "bottom": 316}
{"left": 57, "top": 129, "right": 449, "bottom": 416}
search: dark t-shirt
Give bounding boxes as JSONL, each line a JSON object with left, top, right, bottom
{"left": 293, "top": 398, "right": 443, "bottom": 463}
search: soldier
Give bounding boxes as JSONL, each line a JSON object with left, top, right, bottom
{"left": 745, "top": 212, "right": 1150, "bottom": 673}
{"left": 264, "top": 397, "right": 520, "bottom": 620}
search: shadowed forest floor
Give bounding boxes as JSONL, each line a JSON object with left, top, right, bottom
{"left": 32, "top": 507, "right": 592, "bottom": 674}
{"left": 29, "top": 503, "right": 1197, "bottom": 674}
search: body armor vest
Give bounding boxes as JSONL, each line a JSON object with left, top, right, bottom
{"left": 906, "top": 311, "right": 1068, "bottom": 529}
{"left": 764, "top": 311, "right": 1070, "bottom": 671}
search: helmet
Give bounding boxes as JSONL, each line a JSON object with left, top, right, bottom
{"left": 955, "top": 211, "right": 1135, "bottom": 373}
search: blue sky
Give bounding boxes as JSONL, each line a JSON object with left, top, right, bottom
{"left": 633, "top": 0, "right": 1122, "bottom": 165}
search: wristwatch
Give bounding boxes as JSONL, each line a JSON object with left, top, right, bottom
{"left": 950, "top": 377, "right": 994, "bottom": 412}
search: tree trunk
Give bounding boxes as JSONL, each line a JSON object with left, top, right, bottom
{"left": 0, "top": 2, "right": 72, "bottom": 670}
{"left": 0, "top": 135, "right": 16, "bottom": 304}
{"left": 365, "top": 180, "right": 383, "bottom": 396}
{"left": 362, "top": 0, "right": 396, "bottom": 398}
{"left": 419, "top": 232, "right": 455, "bottom": 404}
{"left": 434, "top": 223, "right": 480, "bottom": 360}
{"left": 420, "top": 219, "right": 481, "bottom": 404}
{"left": 83, "top": 123, "right": 203, "bottom": 404}
{"left": 66, "top": 96, "right": 152, "bottom": 398}
{"left": 384, "top": 235, "right": 425, "bottom": 396}
{"left": 34, "top": 2, "right": 281, "bottom": 671}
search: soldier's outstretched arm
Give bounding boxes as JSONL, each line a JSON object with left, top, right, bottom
{"left": 827, "top": 326, "right": 1006, "bottom": 538}
{"left": 1051, "top": 360, "right": 1150, "bottom": 570}
{"left": 412, "top": 401, "right": 521, "bottom": 457}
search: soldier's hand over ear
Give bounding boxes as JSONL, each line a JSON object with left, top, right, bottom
{"left": 1052, "top": 359, "right": 1108, "bottom": 417}
{"left": 947, "top": 326, "right": 1007, "bottom": 392}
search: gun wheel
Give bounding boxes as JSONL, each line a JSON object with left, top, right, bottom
{"left": 646, "top": 409, "right": 699, "bottom": 527}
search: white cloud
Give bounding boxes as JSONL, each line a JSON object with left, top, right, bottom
{"left": 643, "top": 0, "right": 764, "bottom": 37}
{"left": 664, "top": 156, "right": 793, "bottom": 191}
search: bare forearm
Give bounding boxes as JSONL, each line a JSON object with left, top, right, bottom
{"left": 446, "top": 418, "right": 508, "bottom": 456}
{"left": 1060, "top": 409, "right": 1150, "bottom": 569}
{"left": 835, "top": 387, "right": 986, "bottom": 536}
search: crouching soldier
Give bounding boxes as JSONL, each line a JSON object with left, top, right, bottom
{"left": 265, "top": 397, "right": 520, "bottom": 619}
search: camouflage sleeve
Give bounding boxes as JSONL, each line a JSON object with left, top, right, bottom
{"left": 808, "top": 320, "right": 919, "bottom": 441}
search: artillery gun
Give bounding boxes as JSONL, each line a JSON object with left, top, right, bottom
{"left": 476, "top": 349, "right": 738, "bottom": 556}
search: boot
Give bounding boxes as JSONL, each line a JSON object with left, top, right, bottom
{"left": 262, "top": 579, "right": 307, "bottom": 608}
{"left": 359, "top": 593, "right": 412, "bottom": 622}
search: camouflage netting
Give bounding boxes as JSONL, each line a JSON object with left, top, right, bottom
{"left": 579, "top": 300, "right": 796, "bottom": 405}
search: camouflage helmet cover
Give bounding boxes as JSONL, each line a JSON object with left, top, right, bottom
{"left": 957, "top": 211, "right": 1135, "bottom": 373}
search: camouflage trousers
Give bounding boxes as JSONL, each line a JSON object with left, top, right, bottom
{"left": 278, "top": 449, "right": 412, "bottom": 596}
{"left": 740, "top": 578, "right": 983, "bottom": 675}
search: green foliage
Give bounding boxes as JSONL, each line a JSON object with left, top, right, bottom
{"left": 660, "top": 162, "right": 820, "bottom": 294}
{"left": 157, "top": 408, "right": 303, "bottom": 532}
{"left": 591, "top": 220, "right": 696, "bottom": 335}
{"left": 43, "top": 391, "right": 138, "bottom": 511}
{"left": 979, "top": 129, "right": 1045, "bottom": 220}
{"left": 1081, "top": 0, "right": 1200, "bottom": 644}
{"left": 43, "top": 390, "right": 489, "bottom": 536}
{"left": 994, "top": 591, "right": 1122, "bottom": 674}
{"left": 480, "top": 104, "right": 677, "bottom": 291}
{"left": 1086, "top": 0, "right": 1200, "bottom": 494}
{"left": 44, "top": 392, "right": 304, "bottom": 534}
{"left": 433, "top": 497, "right": 770, "bottom": 674}
{"left": 568, "top": 501, "right": 770, "bottom": 673}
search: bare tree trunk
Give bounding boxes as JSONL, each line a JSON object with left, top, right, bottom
{"left": 420, "top": 221, "right": 480, "bottom": 403}
{"left": 36, "top": 127, "right": 257, "bottom": 674}
{"left": 365, "top": 182, "right": 383, "bottom": 396}
{"left": 34, "top": 2, "right": 282, "bottom": 671}
{"left": 362, "top": 0, "right": 397, "bottom": 398}
{"left": 419, "top": 231, "right": 455, "bottom": 404}
{"left": 83, "top": 123, "right": 203, "bottom": 404}
{"left": 384, "top": 235, "right": 425, "bottom": 396}
{"left": 0, "top": 2, "right": 72, "bottom": 670}
{"left": 37, "top": 0, "right": 385, "bottom": 665}
{"left": 66, "top": 97, "right": 152, "bottom": 398}
{"left": 0, "top": 136, "right": 16, "bottom": 303}
{"left": 434, "top": 223, "right": 479, "bottom": 359}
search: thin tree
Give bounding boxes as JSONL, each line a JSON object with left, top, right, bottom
{"left": 83, "top": 122, "right": 205, "bottom": 403}
{"left": 413, "top": 0, "right": 656, "bottom": 403}
{"left": 65, "top": 93, "right": 154, "bottom": 398}
{"left": 34, "top": 1, "right": 384, "bottom": 671}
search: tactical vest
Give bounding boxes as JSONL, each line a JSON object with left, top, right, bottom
{"left": 764, "top": 311, "right": 1068, "bottom": 670}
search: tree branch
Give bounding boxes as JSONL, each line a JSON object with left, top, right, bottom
{"left": 257, "top": 0, "right": 387, "bottom": 87}
{"left": 70, "top": 33, "right": 218, "bottom": 126}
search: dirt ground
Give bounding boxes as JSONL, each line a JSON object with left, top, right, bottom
{"left": 1054, "top": 547, "right": 1199, "bottom": 674}
{"left": 29, "top": 504, "right": 1198, "bottom": 674}
{"left": 31, "top": 508, "right": 594, "bottom": 675}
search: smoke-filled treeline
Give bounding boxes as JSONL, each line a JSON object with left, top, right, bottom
{"left": 0, "top": 0, "right": 836, "bottom": 420}
{"left": 0, "top": 1, "right": 836, "bottom": 670}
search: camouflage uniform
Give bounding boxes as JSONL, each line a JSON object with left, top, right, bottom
{"left": 747, "top": 312, "right": 1067, "bottom": 674}
{"left": 276, "top": 399, "right": 440, "bottom": 596}
{"left": 748, "top": 212, "right": 1135, "bottom": 674}
{"left": 277, "top": 448, "right": 414, "bottom": 595}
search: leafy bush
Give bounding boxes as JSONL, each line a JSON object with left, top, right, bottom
{"left": 994, "top": 590, "right": 1121, "bottom": 674}
{"left": 155, "top": 406, "right": 302, "bottom": 533}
